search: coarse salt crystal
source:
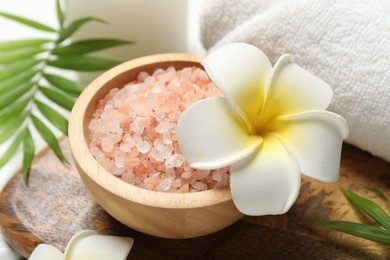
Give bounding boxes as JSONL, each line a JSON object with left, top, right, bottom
{"left": 101, "top": 140, "right": 115, "bottom": 153}
{"left": 90, "top": 147, "right": 103, "bottom": 158}
{"left": 122, "top": 171, "right": 135, "bottom": 184}
{"left": 165, "top": 154, "right": 184, "bottom": 168}
{"left": 156, "top": 178, "right": 173, "bottom": 192}
{"left": 89, "top": 66, "right": 230, "bottom": 193}
{"left": 212, "top": 168, "right": 225, "bottom": 182}
{"left": 119, "top": 141, "right": 134, "bottom": 152}
{"left": 115, "top": 156, "right": 125, "bottom": 168}
{"left": 155, "top": 120, "right": 172, "bottom": 133}
{"left": 125, "top": 157, "right": 140, "bottom": 168}
{"left": 171, "top": 178, "right": 182, "bottom": 188}
{"left": 96, "top": 157, "right": 113, "bottom": 171}
{"left": 165, "top": 167, "right": 176, "bottom": 179}
{"left": 137, "top": 71, "right": 149, "bottom": 82}
{"left": 144, "top": 177, "right": 157, "bottom": 190}
{"left": 181, "top": 171, "right": 192, "bottom": 179}
{"left": 191, "top": 182, "right": 208, "bottom": 191}
{"left": 136, "top": 140, "right": 150, "bottom": 154}
{"left": 162, "top": 132, "right": 172, "bottom": 145}
{"left": 149, "top": 171, "right": 160, "bottom": 179}
{"left": 110, "top": 164, "right": 125, "bottom": 176}
{"left": 193, "top": 170, "right": 210, "bottom": 180}
{"left": 177, "top": 183, "right": 190, "bottom": 193}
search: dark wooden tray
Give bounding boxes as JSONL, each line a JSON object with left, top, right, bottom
{"left": 0, "top": 137, "right": 389, "bottom": 259}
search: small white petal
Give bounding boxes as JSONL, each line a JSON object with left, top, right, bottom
{"left": 267, "top": 110, "right": 348, "bottom": 182}
{"left": 257, "top": 55, "right": 334, "bottom": 127}
{"left": 29, "top": 244, "right": 64, "bottom": 260}
{"left": 177, "top": 97, "right": 262, "bottom": 169}
{"left": 230, "top": 133, "right": 301, "bottom": 216}
{"left": 64, "top": 230, "right": 134, "bottom": 260}
{"left": 202, "top": 42, "right": 272, "bottom": 131}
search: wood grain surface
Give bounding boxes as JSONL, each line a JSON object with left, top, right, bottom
{"left": 0, "top": 137, "right": 389, "bottom": 259}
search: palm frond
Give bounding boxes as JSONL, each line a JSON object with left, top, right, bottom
{"left": 314, "top": 187, "right": 390, "bottom": 244}
{"left": 0, "top": 4, "right": 134, "bottom": 183}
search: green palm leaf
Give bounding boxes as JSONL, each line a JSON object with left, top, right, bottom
{"left": 0, "top": 39, "right": 50, "bottom": 51}
{"left": 48, "top": 55, "right": 120, "bottom": 71}
{"left": 43, "top": 73, "right": 84, "bottom": 96}
{"left": 0, "top": 113, "right": 27, "bottom": 144}
{"left": 0, "top": 96, "right": 31, "bottom": 124}
{"left": 55, "top": 0, "right": 65, "bottom": 29}
{"left": 30, "top": 114, "right": 68, "bottom": 163}
{"left": 35, "top": 100, "right": 68, "bottom": 135}
{"left": 38, "top": 85, "right": 75, "bottom": 111}
{"left": 366, "top": 187, "right": 390, "bottom": 202}
{"left": 0, "top": 81, "right": 35, "bottom": 111}
{"left": 22, "top": 128, "right": 35, "bottom": 183}
{"left": 314, "top": 221, "right": 390, "bottom": 244}
{"left": 341, "top": 187, "right": 390, "bottom": 230}
{"left": 0, "top": 59, "right": 41, "bottom": 81}
{"left": 0, "top": 70, "right": 38, "bottom": 94}
{"left": 0, "top": 132, "right": 24, "bottom": 168}
{"left": 57, "top": 17, "right": 105, "bottom": 43}
{"left": 0, "top": 12, "right": 56, "bottom": 32}
{"left": 52, "top": 39, "right": 132, "bottom": 55}
{"left": 0, "top": 6, "right": 132, "bottom": 183}
{"left": 0, "top": 46, "right": 45, "bottom": 64}
{"left": 314, "top": 187, "right": 390, "bottom": 245}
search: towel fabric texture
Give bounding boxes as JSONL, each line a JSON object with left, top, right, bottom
{"left": 199, "top": 0, "right": 390, "bottom": 162}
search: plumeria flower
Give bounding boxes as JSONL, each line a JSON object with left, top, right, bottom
{"left": 28, "top": 230, "right": 134, "bottom": 260}
{"left": 177, "top": 43, "right": 348, "bottom": 216}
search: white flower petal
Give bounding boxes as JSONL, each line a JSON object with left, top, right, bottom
{"left": 230, "top": 133, "right": 301, "bottom": 216}
{"left": 28, "top": 244, "right": 64, "bottom": 260}
{"left": 64, "top": 230, "right": 134, "bottom": 260}
{"left": 267, "top": 110, "right": 348, "bottom": 182}
{"left": 202, "top": 42, "right": 272, "bottom": 132}
{"left": 257, "top": 55, "right": 334, "bottom": 127}
{"left": 177, "top": 96, "right": 262, "bottom": 169}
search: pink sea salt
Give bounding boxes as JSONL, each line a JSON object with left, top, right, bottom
{"left": 89, "top": 66, "right": 230, "bottom": 192}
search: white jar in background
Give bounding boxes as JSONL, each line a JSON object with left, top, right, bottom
{"left": 65, "top": 0, "right": 191, "bottom": 61}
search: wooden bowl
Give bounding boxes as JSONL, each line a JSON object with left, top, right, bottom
{"left": 68, "top": 53, "right": 243, "bottom": 239}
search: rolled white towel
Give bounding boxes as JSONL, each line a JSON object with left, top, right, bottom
{"left": 199, "top": 0, "right": 390, "bottom": 162}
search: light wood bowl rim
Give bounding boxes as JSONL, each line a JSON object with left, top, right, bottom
{"left": 69, "top": 53, "right": 233, "bottom": 209}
